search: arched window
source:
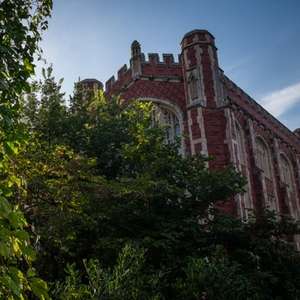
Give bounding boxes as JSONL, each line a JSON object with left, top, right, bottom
{"left": 280, "top": 155, "right": 293, "bottom": 188}
{"left": 235, "top": 123, "right": 246, "bottom": 168}
{"left": 255, "top": 137, "right": 278, "bottom": 212}
{"left": 233, "top": 122, "right": 251, "bottom": 220}
{"left": 151, "top": 104, "right": 181, "bottom": 145}
{"left": 280, "top": 154, "right": 297, "bottom": 217}
{"left": 256, "top": 138, "right": 272, "bottom": 178}
{"left": 188, "top": 71, "right": 198, "bottom": 101}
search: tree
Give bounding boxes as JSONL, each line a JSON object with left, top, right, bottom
{"left": 0, "top": 0, "right": 52, "bottom": 298}
{"left": 52, "top": 244, "right": 163, "bottom": 300}
{"left": 26, "top": 65, "right": 67, "bottom": 146}
{"left": 20, "top": 76, "right": 300, "bottom": 299}
{"left": 20, "top": 92, "right": 245, "bottom": 288}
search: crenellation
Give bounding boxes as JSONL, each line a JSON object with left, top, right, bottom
{"left": 147, "top": 53, "right": 160, "bottom": 64}
{"left": 162, "top": 53, "right": 174, "bottom": 64}
{"left": 117, "top": 64, "right": 128, "bottom": 79}
{"left": 178, "top": 54, "right": 182, "bottom": 64}
{"left": 106, "top": 50, "right": 182, "bottom": 92}
{"left": 105, "top": 76, "right": 116, "bottom": 92}
{"left": 142, "top": 53, "right": 181, "bottom": 66}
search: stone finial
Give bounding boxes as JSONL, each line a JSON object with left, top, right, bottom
{"left": 130, "top": 40, "right": 143, "bottom": 78}
{"left": 131, "top": 40, "right": 141, "bottom": 57}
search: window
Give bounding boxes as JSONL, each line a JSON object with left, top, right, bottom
{"left": 235, "top": 123, "right": 246, "bottom": 168}
{"left": 280, "top": 155, "right": 293, "bottom": 188}
{"left": 233, "top": 123, "right": 252, "bottom": 220}
{"left": 188, "top": 70, "right": 199, "bottom": 101}
{"left": 256, "top": 138, "right": 272, "bottom": 178}
{"left": 280, "top": 154, "right": 297, "bottom": 215}
{"left": 151, "top": 104, "right": 181, "bottom": 145}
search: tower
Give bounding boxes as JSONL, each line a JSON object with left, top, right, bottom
{"left": 181, "top": 30, "right": 223, "bottom": 108}
{"left": 180, "top": 30, "right": 229, "bottom": 171}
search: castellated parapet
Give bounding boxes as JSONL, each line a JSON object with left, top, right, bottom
{"left": 84, "top": 29, "right": 300, "bottom": 248}
{"left": 105, "top": 40, "right": 183, "bottom": 94}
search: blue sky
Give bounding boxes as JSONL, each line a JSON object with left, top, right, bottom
{"left": 38, "top": 0, "right": 300, "bottom": 130}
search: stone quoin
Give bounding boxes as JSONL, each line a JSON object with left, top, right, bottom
{"left": 80, "top": 29, "right": 300, "bottom": 247}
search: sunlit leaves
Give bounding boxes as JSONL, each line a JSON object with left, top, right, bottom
{"left": 0, "top": 0, "right": 52, "bottom": 298}
{"left": 53, "top": 244, "right": 162, "bottom": 300}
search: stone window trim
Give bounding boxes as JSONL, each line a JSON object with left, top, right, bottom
{"left": 255, "top": 136, "right": 273, "bottom": 179}
{"left": 137, "top": 97, "right": 185, "bottom": 155}
{"left": 187, "top": 69, "right": 199, "bottom": 101}
{"left": 279, "top": 153, "right": 294, "bottom": 186}
{"left": 233, "top": 120, "right": 252, "bottom": 221}
{"left": 233, "top": 121, "right": 247, "bottom": 169}
{"left": 279, "top": 153, "right": 299, "bottom": 218}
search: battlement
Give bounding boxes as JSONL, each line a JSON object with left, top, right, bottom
{"left": 105, "top": 50, "right": 182, "bottom": 93}
{"left": 105, "top": 76, "right": 116, "bottom": 91}
{"left": 105, "top": 63, "right": 132, "bottom": 92}
{"left": 143, "top": 53, "right": 181, "bottom": 65}
{"left": 117, "top": 64, "right": 128, "bottom": 78}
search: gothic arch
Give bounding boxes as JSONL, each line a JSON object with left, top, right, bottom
{"left": 279, "top": 152, "right": 299, "bottom": 218}
{"left": 280, "top": 153, "right": 293, "bottom": 185}
{"left": 255, "top": 136, "right": 272, "bottom": 179}
{"left": 234, "top": 121, "right": 247, "bottom": 168}
{"left": 137, "top": 97, "right": 185, "bottom": 153}
{"left": 255, "top": 136, "right": 279, "bottom": 212}
{"left": 233, "top": 121, "right": 253, "bottom": 219}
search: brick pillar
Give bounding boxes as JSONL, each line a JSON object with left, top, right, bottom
{"left": 181, "top": 30, "right": 229, "bottom": 167}
{"left": 181, "top": 30, "right": 233, "bottom": 214}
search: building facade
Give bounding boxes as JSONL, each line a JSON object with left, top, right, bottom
{"left": 83, "top": 30, "right": 300, "bottom": 235}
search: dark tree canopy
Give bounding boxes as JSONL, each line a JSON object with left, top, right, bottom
{"left": 2, "top": 1, "right": 300, "bottom": 298}
{"left": 20, "top": 85, "right": 300, "bottom": 299}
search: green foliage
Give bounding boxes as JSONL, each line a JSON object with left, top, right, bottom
{"left": 176, "top": 247, "right": 258, "bottom": 300}
{"left": 22, "top": 65, "right": 67, "bottom": 146}
{"left": 53, "top": 244, "right": 162, "bottom": 300}
{"left": 3, "top": 0, "right": 300, "bottom": 298}
{"left": 0, "top": 0, "right": 52, "bottom": 298}
{"left": 20, "top": 91, "right": 245, "bottom": 283}
{"left": 19, "top": 83, "right": 300, "bottom": 298}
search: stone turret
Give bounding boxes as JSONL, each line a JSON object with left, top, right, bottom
{"left": 130, "top": 40, "right": 144, "bottom": 79}
{"left": 181, "top": 29, "right": 223, "bottom": 108}
{"left": 78, "top": 78, "right": 103, "bottom": 91}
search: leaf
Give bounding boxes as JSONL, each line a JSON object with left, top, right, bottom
{"left": 24, "top": 58, "right": 34, "bottom": 74}
{"left": 0, "top": 196, "right": 11, "bottom": 217}
{"left": 1, "top": 274, "right": 21, "bottom": 297}
{"left": 8, "top": 211, "right": 24, "bottom": 228}
{"left": 22, "top": 245, "right": 37, "bottom": 262}
{"left": 0, "top": 242, "right": 11, "bottom": 258}
{"left": 4, "top": 141, "right": 18, "bottom": 155}
{"left": 29, "top": 278, "right": 50, "bottom": 300}
{"left": 11, "top": 237, "right": 22, "bottom": 256}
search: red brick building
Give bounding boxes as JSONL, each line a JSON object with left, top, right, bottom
{"left": 83, "top": 30, "right": 300, "bottom": 239}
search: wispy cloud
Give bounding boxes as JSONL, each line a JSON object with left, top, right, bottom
{"left": 261, "top": 82, "right": 300, "bottom": 117}
{"left": 225, "top": 57, "right": 252, "bottom": 74}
